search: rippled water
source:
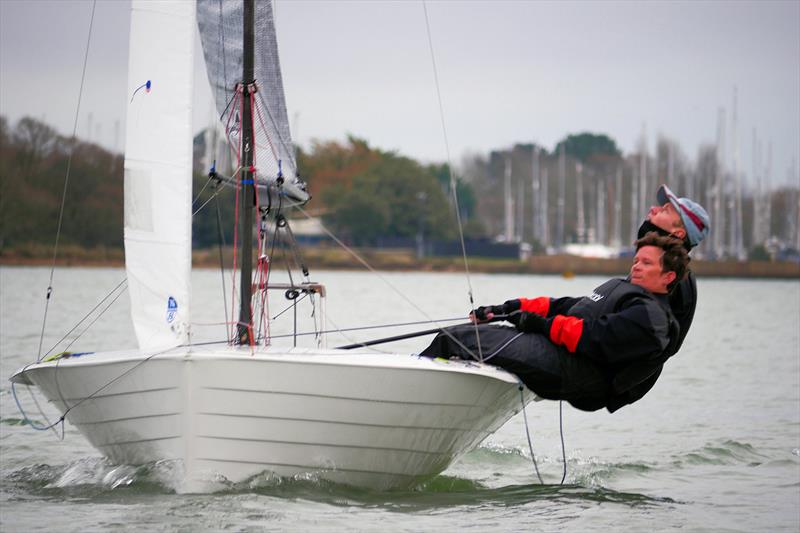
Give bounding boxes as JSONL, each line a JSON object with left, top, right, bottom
{"left": 1, "top": 266, "right": 798, "bottom": 532}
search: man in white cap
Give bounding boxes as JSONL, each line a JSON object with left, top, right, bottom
{"left": 591, "top": 183, "right": 710, "bottom": 407}
{"left": 637, "top": 184, "right": 710, "bottom": 355}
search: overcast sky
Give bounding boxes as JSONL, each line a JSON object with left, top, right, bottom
{"left": 1, "top": 0, "right": 798, "bottom": 187}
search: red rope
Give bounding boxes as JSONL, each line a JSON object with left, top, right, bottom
{"left": 229, "top": 85, "right": 246, "bottom": 344}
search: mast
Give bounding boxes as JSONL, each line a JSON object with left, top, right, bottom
{"left": 631, "top": 157, "right": 638, "bottom": 241}
{"left": 238, "top": 0, "right": 256, "bottom": 345}
{"left": 766, "top": 141, "right": 772, "bottom": 240}
{"left": 613, "top": 165, "right": 622, "bottom": 248}
{"left": 531, "top": 147, "right": 541, "bottom": 247}
{"left": 541, "top": 166, "right": 549, "bottom": 248}
{"left": 714, "top": 107, "right": 726, "bottom": 259}
{"left": 517, "top": 165, "right": 525, "bottom": 242}
{"left": 557, "top": 144, "right": 565, "bottom": 249}
{"left": 752, "top": 128, "right": 761, "bottom": 246}
{"left": 639, "top": 124, "right": 647, "bottom": 222}
{"left": 576, "top": 162, "right": 585, "bottom": 243}
{"left": 596, "top": 178, "right": 605, "bottom": 245}
{"left": 730, "top": 86, "right": 741, "bottom": 259}
{"left": 504, "top": 153, "right": 514, "bottom": 242}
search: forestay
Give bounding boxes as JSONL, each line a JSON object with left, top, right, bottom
{"left": 196, "top": 0, "right": 309, "bottom": 204}
{"left": 123, "top": 0, "right": 195, "bottom": 350}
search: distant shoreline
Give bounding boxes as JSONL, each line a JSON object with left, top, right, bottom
{"left": 2, "top": 245, "right": 798, "bottom": 279}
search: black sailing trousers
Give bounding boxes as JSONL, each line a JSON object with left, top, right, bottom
{"left": 420, "top": 324, "right": 609, "bottom": 404}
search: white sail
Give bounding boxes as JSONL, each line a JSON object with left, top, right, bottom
{"left": 123, "top": 0, "right": 195, "bottom": 350}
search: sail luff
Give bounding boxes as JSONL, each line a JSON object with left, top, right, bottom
{"left": 124, "top": 0, "right": 195, "bottom": 350}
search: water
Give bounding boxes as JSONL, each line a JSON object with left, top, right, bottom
{"left": 1, "top": 266, "right": 798, "bottom": 532}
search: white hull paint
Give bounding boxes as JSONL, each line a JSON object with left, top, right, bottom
{"left": 12, "top": 347, "right": 531, "bottom": 491}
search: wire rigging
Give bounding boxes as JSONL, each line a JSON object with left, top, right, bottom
{"left": 421, "top": 2, "right": 484, "bottom": 362}
{"left": 421, "top": 3, "right": 572, "bottom": 485}
{"left": 295, "top": 205, "right": 478, "bottom": 359}
{"left": 42, "top": 278, "right": 128, "bottom": 358}
{"left": 37, "top": 0, "right": 97, "bottom": 361}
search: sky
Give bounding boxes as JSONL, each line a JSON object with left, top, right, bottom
{"left": 1, "top": 0, "right": 799, "bottom": 188}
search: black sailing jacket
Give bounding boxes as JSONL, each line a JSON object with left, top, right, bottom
{"left": 594, "top": 271, "right": 696, "bottom": 411}
{"left": 548, "top": 278, "right": 681, "bottom": 413}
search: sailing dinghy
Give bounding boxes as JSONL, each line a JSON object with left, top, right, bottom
{"left": 11, "top": 0, "right": 531, "bottom": 492}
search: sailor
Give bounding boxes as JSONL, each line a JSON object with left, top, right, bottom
{"left": 420, "top": 231, "right": 693, "bottom": 412}
{"left": 637, "top": 184, "right": 709, "bottom": 352}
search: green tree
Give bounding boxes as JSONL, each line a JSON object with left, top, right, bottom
{"left": 748, "top": 244, "right": 771, "bottom": 261}
{"left": 317, "top": 143, "right": 457, "bottom": 245}
{"left": 554, "top": 132, "right": 620, "bottom": 164}
{"left": 322, "top": 176, "right": 389, "bottom": 245}
{"left": 428, "top": 162, "right": 480, "bottom": 225}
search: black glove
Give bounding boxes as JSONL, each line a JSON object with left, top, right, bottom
{"left": 509, "top": 311, "right": 549, "bottom": 334}
{"left": 472, "top": 299, "right": 521, "bottom": 321}
{"left": 472, "top": 304, "right": 504, "bottom": 321}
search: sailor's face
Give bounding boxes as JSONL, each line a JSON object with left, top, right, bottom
{"left": 647, "top": 202, "right": 683, "bottom": 235}
{"left": 630, "top": 245, "right": 674, "bottom": 294}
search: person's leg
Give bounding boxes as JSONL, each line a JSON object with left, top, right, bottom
{"left": 420, "top": 325, "right": 566, "bottom": 400}
{"left": 484, "top": 332, "right": 565, "bottom": 399}
{"left": 419, "top": 324, "right": 520, "bottom": 360}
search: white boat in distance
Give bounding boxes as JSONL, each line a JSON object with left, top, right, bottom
{"left": 11, "top": 0, "right": 531, "bottom": 492}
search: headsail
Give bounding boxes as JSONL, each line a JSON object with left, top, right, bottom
{"left": 197, "top": 0, "right": 309, "bottom": 204}
{"left": 124, "top": 0, "right": 195, "bottom": 350}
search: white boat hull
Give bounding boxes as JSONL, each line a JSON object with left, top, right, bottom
{"left": 12, "top": 346, "right": 531, "bottom": 491}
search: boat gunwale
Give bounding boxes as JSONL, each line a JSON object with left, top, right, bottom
{"left": 11, "top": 346, "right": 522, "bottom": 385}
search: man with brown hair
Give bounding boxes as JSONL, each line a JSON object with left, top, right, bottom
{"left": 638, "top": 185, "right": 710, "bottom": 357}
{"left": 420, "top": 232, "right": 692, "bottom": 412}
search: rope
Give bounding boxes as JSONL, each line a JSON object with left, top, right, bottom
{"left": 518, "top": 391, "right": 569, "bottom": 486}
{"left": 323, "top": 312, "right": 397, "bottom": 354}
{"left": 480, "top": 332, "right": 524, "bottom": 362}
{"left": 190, "top": 317, "right": 468, "bottom": 345}
{"left": 46, "top": 346, "right": 176, "bottom": 431}
{"left": 11, "top": 379, "right": 65, "bottom": 438}
{"left": 559, "top": 400, "right": 567, "bottom": 484}
{"left": 42, "top": 278, "right": 127, "bottom": 358}
{"left": 520, "top": 386, "right": 544, "bottom": 484}
{"left": 295, "top": 205, "right": 478, "bottom": 360}
{"left": 193, "top": 190, "right": 223, "bottom": 217}
{"left": 56, "top": 283, "right": 128, "bottom": 355}
{"left": 37, "top": 0, "right": 97, "bottom": 361}
{"left": 214, "top": 195, "right": 230, "bottom": 339}
{"left": 421, "top": 4, "right": 568, "bottom": 485}
{"left": 421, "top": 2, "right": 484, "bottom": 362}
{"left": 229, "top": 88, "right": 245, "bottom": 342}
{"left": 271, "top": 291, "right": 309, "bottom": 320}
{"left": 191, "top": 175, "right": 214, "bottom": 209}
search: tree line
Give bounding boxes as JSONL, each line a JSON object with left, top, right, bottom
{"left": 0, "top": 116, "right": 479, "bottom": 251}
{"left": 2, "top": 115, "right": 797, "bottom": 261}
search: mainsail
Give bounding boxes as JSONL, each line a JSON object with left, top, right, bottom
{"left": 123, "top": 0, "right": 195, "bottom": 350}
{"left": 196, "top": 0, "right": 309, "bottom": 204}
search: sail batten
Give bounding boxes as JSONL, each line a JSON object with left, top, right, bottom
{"left": 123, "top": 0, "right": 195, "bottom": 350}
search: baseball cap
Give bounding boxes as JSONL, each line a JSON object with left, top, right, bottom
{"left": 657, "top": 184, "right": 710, "bottom": 248}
